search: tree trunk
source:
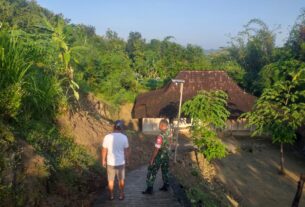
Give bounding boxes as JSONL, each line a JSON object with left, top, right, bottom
{"left": 201, "top": 153, "right": 205, "bottom": 172}
{"left": 292, "top": 174, "right": 305, "bottom": 207}
{"left": 194, "top": 149, "right": 200, "bottom": 170}
{"left": 279, "top": 143, "right": 285, "bottom": 175}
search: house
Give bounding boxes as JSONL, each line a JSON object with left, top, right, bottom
{"left": 132, "top": 70, "right": 257, "bottom": 133}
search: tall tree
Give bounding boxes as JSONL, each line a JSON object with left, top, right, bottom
{"left": 209, "top": 49, "right": 245, "bottom": 86}
{"left": 228, "top": 19, "right": 276, "bottom": 95}
{"left": 184, "top": 44, "right": 211, "bottom": 69}
{"left": 286, "top": 9, "right": 305, "bottom": 61}
{"left": 243, "top": 67, "right": 305, "bottom": 174}
{"left": 259, "top": 59, "right": 305, "bottom": 89}
{"left": 126, "top": 32, "right": 146, "bottom": 77}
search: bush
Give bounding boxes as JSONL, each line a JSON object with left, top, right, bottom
{"left": 0, "top": 30, "right": 31, "bottom": 119}
{"left": 0, "top": 83, "right": 23, "bottom": 119}
{"left": 182, "top": 91, "right": 230, "bottom": 161}
{"left": 23, "top": 71, "right": 67, "bottom": 119}
{"left": 98, "top": 68, "right": 138, "bottom": 105}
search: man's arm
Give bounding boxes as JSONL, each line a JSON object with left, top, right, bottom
{"left": 124, "top": 136, "right": 130, "bottom": 166}
{"left": 149, "top": 147, "right": 159, "bottom": 165}
{"left": 149, "top": 135, "right": 162, "bottom": 165}
{"left": 124, "top": 147, "right": 130, "bottom": 166}
{"left": 101, "top": 147, "right": 107, "bottom": 167}
{"left": 169, "top": 128, "right": 173, "bottom": 145}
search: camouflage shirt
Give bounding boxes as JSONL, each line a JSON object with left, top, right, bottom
{"left": 155, "top": 128, "right": 172, "bottom": 154}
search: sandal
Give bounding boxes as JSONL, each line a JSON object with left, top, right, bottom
{"left": 109, "top": 194, "right": 114, "bottom": 200}
{"left": 119, "top": 192, "right": 125, "bottom": 200}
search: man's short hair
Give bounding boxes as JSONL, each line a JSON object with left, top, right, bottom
{"left": 114, "top": 120, "right": 124, "bottom": 130}
{"left": 159, "top": 119, "right": 169, "bottom": 126}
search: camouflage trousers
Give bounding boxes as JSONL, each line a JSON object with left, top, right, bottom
{"left": 146, "top": 152, "right": 169, "bottom": 188}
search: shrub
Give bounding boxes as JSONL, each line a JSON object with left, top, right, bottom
{"left": 0, "top": 30, "right": 31, "bottom": 119}
{"left": 182, "top": 91, "right": 230, "bottom": 161}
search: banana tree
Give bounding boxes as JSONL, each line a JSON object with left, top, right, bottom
{"left": 38, "top": 16, "right": 86, "bottom": 101}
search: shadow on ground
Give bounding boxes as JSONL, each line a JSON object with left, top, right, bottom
{"left": 214, "top": 134, "right": 305, "bottom": 207}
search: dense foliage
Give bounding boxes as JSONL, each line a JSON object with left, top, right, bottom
{"left": 0, "top": 28, "right": 103, "bottom": 206}
{"left": 182, "top": 91, "right": 230, "bottom": 161}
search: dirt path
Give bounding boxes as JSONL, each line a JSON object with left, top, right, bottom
{"left": 215, "top": 135, "right": 305, "bottom": 207}
{"left": 93, "top": 165, "right": 182, "bottom": 207}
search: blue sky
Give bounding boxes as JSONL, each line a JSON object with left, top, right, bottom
{"left": 36, "top": 0, "right": 305, "bottom": 49}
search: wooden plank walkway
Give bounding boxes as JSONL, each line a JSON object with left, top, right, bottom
{"left": 93, "top": 165, "right": 182, "bottom": 207}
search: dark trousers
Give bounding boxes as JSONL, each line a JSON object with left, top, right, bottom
{"left": 146, "top": 152, "right": 169, "bottom": 188}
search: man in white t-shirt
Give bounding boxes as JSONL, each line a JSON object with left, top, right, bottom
{"left": 102, "top": 120, "right": 130, "bottom": 200}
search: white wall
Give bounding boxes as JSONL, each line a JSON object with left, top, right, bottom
{"left": 142, "top": 118, "right": 254, "bottom": 133}
{"left": 142, "top": 118, "right": 164, "bottom": 133}
{"left": 142, "top": 118, "right": 191, "bottom": 133}
{"left": 225, "top": 118, "right": 254, "bottom": 131}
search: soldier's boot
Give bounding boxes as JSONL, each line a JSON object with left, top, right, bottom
{"left": 142, "top": 187, "right": 153, "bottom": 194}
{"left": 159, "top": 184, "right": 169, "bottom": 191}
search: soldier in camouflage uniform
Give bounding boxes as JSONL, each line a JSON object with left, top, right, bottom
{"left": 142, "top": 119, "right": 172, "bottom": 194}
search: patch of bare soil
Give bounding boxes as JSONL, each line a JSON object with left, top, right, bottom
{"left": 56, "top": 111, "right": 111, "bottom": 157}
{"left": 125, "top": 131, "right": 154, "bottom": 170}
{"left": 56, "top": 94, "right": 140, "bottom": 158}
{"left": 214, "top": 134, "right": 305, "bottom": 207}
{"left": 56, "top": 93, "right": 113, "bottom": 157}
{"left": 18, "top": 140, "right": 49, "bottom": 206}
{"left": 119, "top": 103, "right": 139, "bottom": 131}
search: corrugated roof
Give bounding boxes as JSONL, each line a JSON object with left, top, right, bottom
{"left": 132, "top": 70, "right": 256, "bottom": 119}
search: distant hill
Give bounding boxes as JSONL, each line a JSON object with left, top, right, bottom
{"left": 204, "top": 48, "right": 220, "bottom": 54}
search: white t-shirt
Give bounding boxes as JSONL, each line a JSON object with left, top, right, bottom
{"left": 102, "top": 132, "right": 129, "bottom": 166}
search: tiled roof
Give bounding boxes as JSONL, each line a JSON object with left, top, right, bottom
{"left": 132, "top": 70, "right": 256, "bottom": 119}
